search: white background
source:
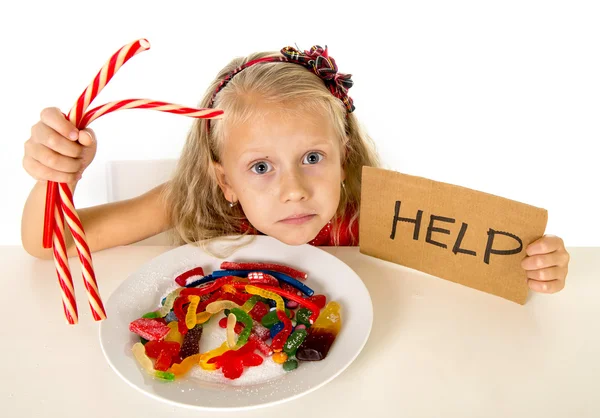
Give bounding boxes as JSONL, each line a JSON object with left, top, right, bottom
{"left": 1, "top": 0, "right": 598, "bottom": 246}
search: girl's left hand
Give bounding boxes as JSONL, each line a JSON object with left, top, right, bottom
{"left": 521, "top": 234, "right": 570, "bottom": 293}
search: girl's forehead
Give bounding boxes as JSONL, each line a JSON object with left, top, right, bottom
{"left": 223, "top": 106, "right": 339, "bottom": 152}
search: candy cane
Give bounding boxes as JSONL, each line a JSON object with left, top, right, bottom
{"left": 43, "top": 39, "right": 151, "bottom": 249}
{"left": 43, "top": 39, "right": 223, "bottom": 324}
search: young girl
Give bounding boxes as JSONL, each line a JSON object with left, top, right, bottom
{"left": 21, "top": 45, "right": 570, "bottom": 294}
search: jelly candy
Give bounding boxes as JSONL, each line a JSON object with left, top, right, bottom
{"left": 199, "top": 342, "right": 229, "bottom": 370}
{"left": 307, "top": 294, "right": 327, "bottom": 309}
{"left": 226, "top": 313, "right": 237, "bottom": 348}
{"left": 173, "top": 295, "right": 190, "bottom": 335}
{"left": 295, "top": 308, "right": 312, "bottom": 327}
{"left": 240, "top": 295, "right": 260, "bottom": 312}
{"left": 270, "top": 310, "right": 292, "bottom": 353}
{"left": 296, "top": 302, "right": 341, "bottom": 361}
{"left": 220, "top": 261, "right": 307, "bottom": 281}
{"left": 144, "top": 340, "right": 181, "bottom": 359}
{"left": 174, "top": 266, "right": 204, "bottom": 287}
{"left": 157, "top": 288, "right": 182, "bottom": 317}
{"left": 154, "top": 349, "right": 174, "bottom": 371}
{"left": 248, "top": 301, "right": 269, "bottom": 322}
{"left": 245, "top": 285, "right": 285, "bottom": 311}
{"left": 261, "top": 309, "right": 291, "bottom": 328}
{"left": 164, "top": 311, "right": 177, "bottom": 323}
{"left": 252, "top": 321, "right": 271, "bottom": 341}
{"left": 164, "top": 322, "right": 183, "bottom": 345}
{"left": 230, "top": 308, "right": 253, "bottom": 348}
{"left": 180, "top": 324, "right": 203, "bottom": 359}
{"left": 212, "top": 340, "right": 263, "bottom": 380}
{"left": 131, "top": 342, "right": 175, "bottom": 381}
{"left": 185, "top": 295, "right": 201, "bottom": 329}
{"left": 129, "top": 318, "right": 171, "bottom": 341}
{"left": 206, "top": 300, "right": 240, "bottom": 314}
{"left": 142, "top": 311, "right": 160, "bottom": 318}
{"left": 195, "top": 311, "right": 212, "bottom": 325}
{"left": 283, "top": 359, "right": 298, "bottom": 371}
{"left": 270, "top": 321, "right": 285, "bottom": 339}
{"left": 247, "top": 272, "right": 279, "bottom": 286}
{"left": 272, "top": 352, "right": 288, "bottom": 364}
{"left": 283, "top": 328, "right": 307, "bottom": 356}
{"left": 169, "top": 353, "right": 201, "bottom": 376}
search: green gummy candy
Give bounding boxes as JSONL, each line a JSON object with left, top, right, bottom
{"left": 283, "top": 359, "right": 298, "bottom": 371}
{"left": 261, "top": 309, "right": 291, "bottom": 328}
{"left": 283, "top": 329, "right": 307, "bottom": 356}
{"left": 140, "top": 337, "right": 149, "bottom": 345}
{"left": 224, "top": 309, "right": 230, "bottom": 317}
{"left": 155, "top": 371, "right": 175, "bottom": 381}
{"left": 295, "top": 308, "right": 313, "bottom": 327}
{"left": 142, "top": 311, "right": 160, "bottom": 319}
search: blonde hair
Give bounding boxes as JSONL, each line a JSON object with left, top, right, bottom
{"left": 163, "top": 49, "right": 380, "bottom": 254}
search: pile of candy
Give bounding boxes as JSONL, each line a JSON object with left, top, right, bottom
{"left": 129, "top": 261, "right": 342, "bottom": 381}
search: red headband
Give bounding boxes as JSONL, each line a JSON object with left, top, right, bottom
{"left": 206, "top": 45, "right": 354, "bottom": 132}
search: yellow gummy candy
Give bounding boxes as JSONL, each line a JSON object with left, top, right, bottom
{"left": 185, "top": 295, "right": 200, "bottom": 329}
{"left": 245, "top": 285, "right": 285, "bottom": 311}
{"left": 164, "top": 322, "right": 183, "bottom": 345}
{"left": 169, "top": 353, "right": 202, "bottom": 376}
{"left": 198, "top": 342, "right": 229, "bottom": 371}
{"left": 195, "top": 311, "right": 212, "bottom": 324}
{"left": 312, "top": 301, "right": 342, "bottom": 334}
{"left": 206, "top": 300, "right": 240, "bottom": 314}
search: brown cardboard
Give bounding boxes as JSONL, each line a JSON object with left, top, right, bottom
{"left": 359, "top": 166, "right": 548, "bottom": 304}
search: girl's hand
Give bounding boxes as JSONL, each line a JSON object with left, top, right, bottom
{"left": 23, "top": 107, "right": 97, "bottom": 185}
{"left": 521, "top": 234, "right": 570, "bottom": 293}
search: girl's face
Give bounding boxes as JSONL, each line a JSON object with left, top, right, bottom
{"left": 214, "top": 104, "right": 345, "bottom": 245}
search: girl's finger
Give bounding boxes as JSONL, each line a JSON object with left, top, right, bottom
{"left": 23, "top": 156, "right": 81, "bottom": 184}
{"left": 526, "top": 234, "right": 564, "bottom": 256}
{"left": 78, "top": 128, "right": 96, "bottom": 147}
{"left": 31, "top": 122, "right": 83, "bottom": 158}
{"left": 27, "top": 142, "right": 82, "bottom": 174}
{"left": 521, "top": 251, "right": 569, "bottom": 271}
{"left": 39, "top": 107, "right": 79, "bottom": 141}
{"left": 525, "top": 266, "right": 566, "bottom": 282}
{"left": 527, "top": 278, "right": 564, "bottom": 294}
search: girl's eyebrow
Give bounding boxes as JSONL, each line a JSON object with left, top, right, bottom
{"left": 241, "top": 142, "right": 332, "bottom": 155}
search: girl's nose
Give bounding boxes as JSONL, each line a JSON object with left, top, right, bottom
{"left": 279, "top": 171, "right": 310, "bottom": 203}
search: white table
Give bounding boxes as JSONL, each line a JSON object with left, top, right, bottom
{"left": 2, "top": 245, "right": 598, "bottom": 418}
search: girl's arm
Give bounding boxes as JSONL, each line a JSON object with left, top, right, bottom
{"left": 21, "top": 181, "right": 171, "bottom": 260}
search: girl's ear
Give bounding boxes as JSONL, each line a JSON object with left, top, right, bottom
{"left": 213, "top": 162, "right": 236, "bottom": 202}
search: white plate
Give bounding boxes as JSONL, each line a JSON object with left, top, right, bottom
{"left": 99, "top": 235, "right": 373, "bottom": 411}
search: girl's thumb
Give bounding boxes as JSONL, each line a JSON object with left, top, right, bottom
{"left": 79, "top": 128, "right": 96, "bottom": 147}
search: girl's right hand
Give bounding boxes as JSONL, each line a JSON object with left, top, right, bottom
{"left": 23, "top": 107, "right": 97, "bottom": 185}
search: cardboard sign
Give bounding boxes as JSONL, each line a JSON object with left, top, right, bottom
{"left": 359, "top": 166, "right": 548, "bottom": 304}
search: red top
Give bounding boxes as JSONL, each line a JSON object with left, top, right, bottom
{"left": 239, "top": 210, "right": 359, "bottom": 246}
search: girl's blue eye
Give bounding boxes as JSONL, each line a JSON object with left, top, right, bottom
{"left": 251, "top": 161, "right": 272, "bottom": 175}
{"left": 303, "top": 152, "right": 323, "bottom": 165}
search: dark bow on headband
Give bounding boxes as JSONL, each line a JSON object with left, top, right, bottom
{"left": 281, "top": 45, "right": 355, "bottom": 112}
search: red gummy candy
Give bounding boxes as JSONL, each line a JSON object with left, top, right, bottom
{"left": 174, "top": 266, "right": 204, "bottom": 287}
{"left": 247, "top": 272, "right": 279, "bottom": 286}
{"left": 154, "top": 349, "right": 173, "bottom": 371}
{"left": 242, "top": 353, "right": 263, "bottom": 367}
{"left": 129, "top": 318, "right": 171, "bottom": 341}
{"left": 308, "top": 294, "right": 327, "bottom": 309}
{"left": 248, "top": 301, "right": 269, "bottom": 321}
{"left": 144, "top": 340, "right": 181, "bottom": 359}
{"left": 222, "top": 358, "right": 244, "bottom": 379}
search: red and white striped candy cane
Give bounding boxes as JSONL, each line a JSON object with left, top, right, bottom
{"left": 43, "top": 39, "right": 223, "bottom": 324}
{"left": 44, "top": 39, "right": 151, "bottom": 249}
